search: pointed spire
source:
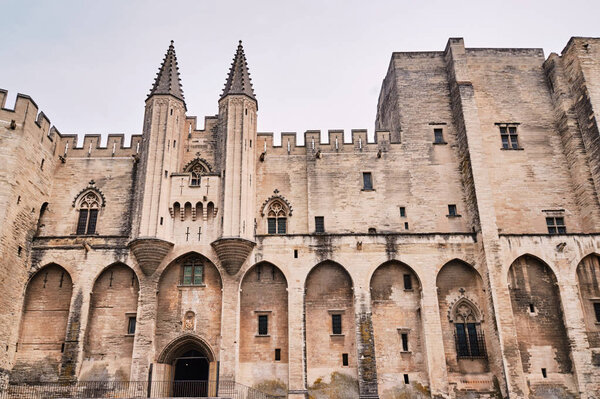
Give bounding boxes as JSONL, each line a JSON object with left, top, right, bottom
{"left": 221, "top": 40, "right": 256, "bottom": 102}
{"left": 148, "top": 40, "right": 185, "bottom": 104}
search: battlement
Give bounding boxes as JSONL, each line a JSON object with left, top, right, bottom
{"left": 57, "top": 133, "right": 143, "bottom": 158}
{"left": 256, "top": 129, "right": 397, "bottom": 155}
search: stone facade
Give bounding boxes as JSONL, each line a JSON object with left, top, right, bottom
{"left": 1, "top": 37, "right": 600, "bottom": 398}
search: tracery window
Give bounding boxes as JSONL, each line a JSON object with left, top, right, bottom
{"left": 452, "top": 300, "right": 486, "bottom": 359}
{"left": 76, "top": 192, "right": 100, "bottom": 235}
{"left": 267, "top": 201, "right": 287, "bottom": 234}
{"left": 190, "top": 164, "right": 204, "bottom": 187}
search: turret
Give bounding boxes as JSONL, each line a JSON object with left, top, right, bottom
{"left": 129, "top": 41, "right": 185, "bottom": 275}
{"left": 211, "top": 41, "right": 258, "bottom": 275}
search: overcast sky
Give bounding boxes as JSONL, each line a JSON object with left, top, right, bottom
{"left": 2, "top": 0, "right": 599, "bottom": 145}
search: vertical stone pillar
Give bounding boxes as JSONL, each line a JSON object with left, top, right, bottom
{"left": 59, "top": 285, "right": 90, "bottom": 382}
{"left": 218, "top": 276, "right": 239, "bottom": 381}
{"left": 287, "top": 283, "right": 307, "bottom": 399}
{"left": 130, "top": 278, "right": 158, "bottom": 381}
{"left": 558, "top": 279, "right": 598, "bottom": 397}
{"left": 354, "top": 288, "right": 378, "bottom": 399}
{"left": 420, "top": 280, "right": 449, "bottom": 398}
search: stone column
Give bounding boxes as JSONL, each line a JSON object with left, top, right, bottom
{"left": 130, "top": 277, "right": 158, "bottom": 381}
{"left": 218, "top": 276, "right": 240, "bottom": 381}
{"left": 59, "top": 284, "right": 90, "bottom": 382}
{"left": 287, "top": 283, "right": 307, "bottom": 399}
{"left": 420, "top": 279, "right": 449, "bottom": 398}
{"left": 354, "top": 288, "right": 378, "bottom": 399}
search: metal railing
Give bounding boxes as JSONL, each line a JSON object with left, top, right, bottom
{"left": 0, "top": 380, "right": 281, "bottom": 399}
{"left": 454, "top": 329, "right": 487, "bottom": 359}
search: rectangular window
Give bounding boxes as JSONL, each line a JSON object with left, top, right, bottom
{"left": 277, "top": 218, "right": 286, "bottom": 234}
{"left": 546, "top": 217, "right": 566, "bottom": 234}
{"left": 594, "top": 302, "right": 600, "bottom": 323}
{"left": 87, "top": 209, "right": 98, "bottom": 234}
{"left": 315, "top": 216, "right": 325, "bottom": 233}
{"left": 434, "top": 128, "right": 444, "bottom": 144}
{"left": 342, "top": 353, "right": 349, "bottom": 366}
{"left": 332, "top": 314, "right": 342, "bottom": 335}
{"left": 77, "top": 209, "right": 88, "bottom": 235}
{"left": 467, "top": 323, "right": 480, "bottom": 357}
{"left": 363, "top": 172, "right": 373, "bottom": 190}
{"left": 500, "top": 125, "right": 519, "bottom": 149}
{"left": 268, "top": 218, "right": 277, "bottom": 234}
{"left": 455, "top": 324, "right": 469, "bottom": 357}
{"left": 275, "top": 348, "right": 281, "bottom": 361}
{"left": 401, "top": 333, "right": 409, "bottom": 351}
{"left": 399, "top": 207, "right": 406, "bottom": 217}
{"left": 403, "top": 274, "right": 412, "bottom": 290}
{"left": 127, "top": 317, "right": 136, "bottom": 335}
{"left": 403, "top": 374, "right": 410, "bottom": 384}
{"left": 448, "top": 204, "right": 457, "bottom": 217}
{"left": 182, "top": 261, "right": 203, "bottom": 285}
{"left": 258, "top": 315, "right": 268, "bottom": 335}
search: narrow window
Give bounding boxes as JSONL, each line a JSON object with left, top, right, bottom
{"left": 17, "top": 246, "right": 22, "bottom": 256}
{"left": 127, "top": 317, "right": 136, "bottom": 335}
{"left": 315, "top": 216, "right": 325, "bottom": 233}
{"left": 332, "top": 314, "right": 342, "bottom": 335}
{"left": 170, "top": 109, "right": 173, "bottom": 115}
{"left": 268, "top": 218, "right": 277, "bottom": 234}
{"left": 529, "top": 303, "right": 535, "bottom": 313}
{"left": 164, "top": 170, "right": 168, "bottom": 178}
{"left": 399, "top": 207, "right": 406, "bottom": 217}
{"left": 448, "top": 204, "right": 457, "bottom": 217}
{"left": 403, "top": 274, "right": 412, "bottom": 290}
{"left": 342, "top": 353, "right": 349, "bottom": 366}
{"left": 61, "top": 343, "right": 65, "bottom": 353}
{"left": 404, "top": 222, "right": 409, "bottom": 230}
{"left": 500, "top": 125, "right": 519, "bottom": 149}
{"left": 87, "top": 209, "right": 98, "bottom": 234}
{"left": 363, "top": 172, "right": 373, "bottom": 190}
{"left": 275, "top": 348, "right": 281, "bottom": 361}
{"left": 173, "top": 140, "right": 176, "bottom": 148}
{"left": 433, "top": 128, "right": 444, "bottom": 144}
{"left": 546, "top": 217, "right": 566, "bottom": 234}
{"left": 294, "top": 249, "right": 298, "bottom": 258}
{"left": 181, "top": 258, "right": 203, "bottom": 285}
{"left": 160, "top": 217, "right": 163, "bottom": 225}
{"left": 403, "top": 374, "right": 409, "bottom": 384}
{"left": 17, "top": 195, "right": 21, "bottom": 204}
{"left": 401, "top": 333, "right": 409, "bottom": 351}
{"left": 541, "top": 368, "right": 547, "bottom": 378}
{"left": 277, "top": 217, "right": 286, "bottom": 234}
{"left": 40, "top": 159, "right": 44, "bottom": 170}
{"left": 258, "top": 315, "right": 268, "bottom": 335}
{"left": 593, "top": 302, "right": 600, "bottom": 323}
{"left": 77, "top": 209, "right": 89, "bottom": 235}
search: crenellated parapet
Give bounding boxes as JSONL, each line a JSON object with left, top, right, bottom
{"left": 57, "top": 134, "right": 143, "bottom": 159}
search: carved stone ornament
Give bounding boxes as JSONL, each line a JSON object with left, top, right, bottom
{"left": 183, "top": 311, "right": 195, "bottom": 331}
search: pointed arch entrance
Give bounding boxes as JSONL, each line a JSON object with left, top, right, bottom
{"left": 155, "top": 334, "right": 217, "bottom": 397}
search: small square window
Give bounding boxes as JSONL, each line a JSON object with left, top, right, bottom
{"left": 332, "top": 314, "right": 342, "bottom": 335}
{"left": 127, "top": 317, "right": 136, "bottom": 335}
{"left": 448, "top": 204, "right": 458, "bottom": 217}
{"left": 258, "top": 315, "right": 268, "bottom": 336}
{"left": 363, "top": 172, "right": 373, "bottom": 190}
{"left": 315, "top": 216, "right": 325, "bottom": 233}
{"left": 434, "top": 128, "right": 444, "bottom": 144}
{"left": 342, "top": 353, "right": 349, "bottom": 366}
{"left": 500, "top": 125, "right": 519, "bottom": 150}
{"left": 399, "top": 207, "right": 406, "bottom": 218}
{"left": 546, "top": 216, "right": 566, "bottom": 234}
{"left": 275, "top": 348, "right": 281, "bottom": 361}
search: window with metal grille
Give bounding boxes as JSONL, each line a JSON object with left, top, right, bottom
{"left": 448, "top": 204, "right": 457, "bottom": 217}
{"left": 315, "top": 216, "right": 325, "bottom": 233}
{"left": 454, "top": 323, "right": 486, "bottom": 359}
{"left": 258, "top": 315, "right": 268, "bottom": 335}
{"left": 594, "top": 302, "right": 600, "bottom": 323}
{"left": 267, "top": 200, "right": 287, "bottom": 234}
{"left": 77, "top": 208, "right": 98, "bottom": 235}
{"left": 500, "top": 125, "right": 519, "bottom": 149}
{"left": 403, "top": 274, "right": 412, "bottom": 290}
{"left": 127, "top": 317, "right": 136, "bottom": 335}
{"left": 401, "top": 333, "right": 409, "bottom": 351}
{"left": 332, "top": 314, "right": 342, "bottom": 335}
{"left": 546, "top": 217, "right": 566, "bottom": 234}
{"left": 181, "top": 258, "right": 204, "bottom": 285}
{"left": 363, "top": 172, "right": 373, "bottom": 190}
{"left": 434, "top": 128, "right": 445, "bottom": 144}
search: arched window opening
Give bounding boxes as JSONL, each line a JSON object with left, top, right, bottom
{"left": 76, "top": 192, "right": 100, "bottom": 235}
{"left": 452, "top": 300, "right": 486, "bottom": 359}
{"left": 267, "top": 200, "right": 287, "bottom": 234}
{"left": 181, "top": 257, "right": 204, "bottom": 286}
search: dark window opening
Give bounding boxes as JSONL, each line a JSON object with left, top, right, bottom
{"left": 267, "top": 217, "right": 287, "bottom": 234}
{"left": 342, "top": 353, "right": 349, "bottom": 366}
{"left": 399, "top": 207, "right": 406, "bottom": 217}
{"left": 448, "top": 204, "right": 457, "bottom": 217}
{"left": 541, "top": 368, "right": 547, "bottom": 378}
{"left": 294, "top": 249, "right": 298, "bottom": 258}
{"left": 160, "top": 217, "right": 163, "bottom": 225}
{"left": 17, "top": 195, "right": 21, "bottom": 204}
{"left": 529, "top": 303, "right": 535, "bottom": 313}
{"left": 258, "top": 315, "right": 268, "bottom": 335}
{"left": 275, "top": 348, "right": 281, "bottom": 361}
{"left": 181, "top": 258, "right": 204, "bottom": 285}
{"left": 60, "top": 343, "right": 65, "bottom": 353}
{"left": 77, "top": 208, "right": 98, "bottom": 235}
{"left": 315, "top": 216, "right": 325, "bottom": 233}
{"left": 401, "top": 333, "right": 409, "bottom": 351}
{"left": 332, "top": 314, "right": 342, "bottom": 335}
{"left": 546, "top": 216, "right": 566, "bottom": 234}
{"left": 363, "top": 172, "right": 373, "bottom": 190}
{"left": 127, "top": 317, "right": 136, "bottom": 334}
{"left": 404, "top": 222, "right": 409, "bottom": 230}
{"left": 368, "top": 227, "right": 377, "bottom": 234}
{"left": 403, "top": 274, "right": 412, "bottom": 290}
{"left": 434, "top": 128, "right": 444, "bottom": 144}
{"left": 500, "top": 125, "right": 519, "bottom": 149}
{"left": 17, "top": 246, "right": 22, "bottom": 256}
{"left": 40, "top": 159, "right": 44, "bottom": 170}
{"left": 403, "top": 374, "right": 409, "bottom": 384}
{"left": 455, "top": 323, "right": 486, "bottom": 359}
{"left": 593, "top": 302, "right": 600, "bottom": 323}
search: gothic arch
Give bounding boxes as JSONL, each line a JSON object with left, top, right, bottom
{"left": 72, "top": 181, "right": 106, "bottom": 208}
{"left": 369, "top": 260, "right": 422, "bottom": 289}
{"left": 449, "top": 297, "right": 483, "bottom": 323}
{"left": 91, "top": 261, "right": 139, "bottom": 286}
{"left": 157, "top": 333, "right": 216, "bottom": 364}
{"left": 506, "top": 252, "right": 557, "bottom": 279}
{"left": 260, "top": 193, "right": 293, "bottom": 217}
{"left": 575, "top": 253, "right": 600, "bottom": 348}
{"left": 305, "top": 260, "right": 354, "bottom": 288}
{"left": 182, "top": 157, "right": 212, "bottom": 174}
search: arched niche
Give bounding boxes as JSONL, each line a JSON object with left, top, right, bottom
{"left": 576, "top": 254, "right": 600, "bottom": 348}
{"left": 436, "top": 259, "right": 490, "bottom": 376}
{"left": 304, "top": 261, "right": 358, "bottom": 393}
{"left": 239, "top": 262, "right": 289, "bottom": 396}
{"left": 370, "top": 261, "right": 427, "bottom": 394}
{"left": 156, "top": 252, "right": 222, "bottom": 368}
{"left": 13, "top": 264, "right": 73, "bottom": 382}
{"left": 508, "top": 255, "right": 575, "bottom": 393}
{"left": 80, "top": 263, "right": 139, "bottom": 381}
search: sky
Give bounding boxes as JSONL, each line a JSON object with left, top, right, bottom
{"left": 1, "top": 0, "right": 599, "bottom": 145}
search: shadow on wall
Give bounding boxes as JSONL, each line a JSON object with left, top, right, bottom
{"left": 379, "top": 383, "right": 431, "bottom": 399}
{"left": 308, "top": 372, "right": 359, "bottom": 399}
{"left": 252, "top": 379, "right": 287, "bottom": 397}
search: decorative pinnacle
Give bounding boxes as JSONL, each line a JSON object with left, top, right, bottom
{"left": 148, "top": 40, "right": 185, "bottom": 104}
{"left": 221, "top": 40, "right": 256, "bottom": 102}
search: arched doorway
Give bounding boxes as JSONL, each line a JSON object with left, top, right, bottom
{"left": 155, "top": 334, "right": 217, "bottom": 398}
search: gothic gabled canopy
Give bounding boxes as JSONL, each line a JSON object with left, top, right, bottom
{"left": 148, "top": 40, "right": 186, "bottom": 105}
{"left": 221, "top": 40, "right": 256, "bottom": 103}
